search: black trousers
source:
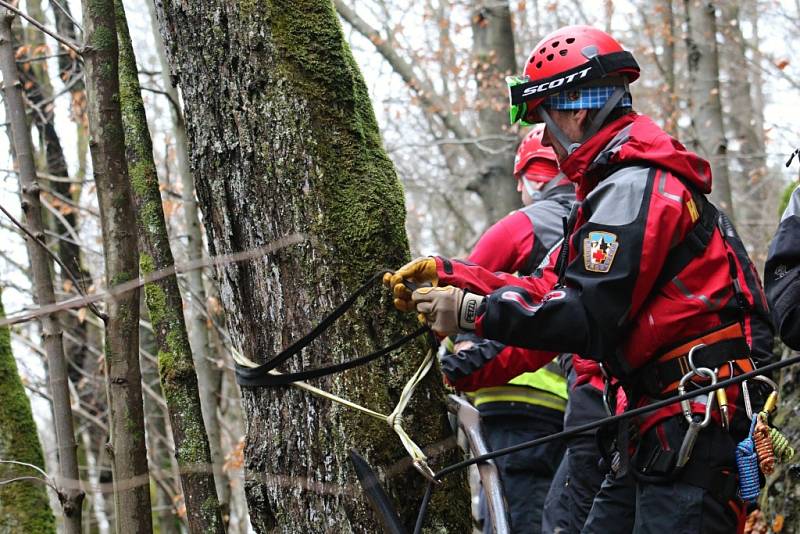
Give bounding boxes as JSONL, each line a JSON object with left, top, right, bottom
{"left": 478, "top": 406, "right": 566, "bottom": 534}
{"left": 542, "top": 378, "right": 608, "bottom": 534}
{"left": 581, "top": 414, "right": 747, "bottom": 534}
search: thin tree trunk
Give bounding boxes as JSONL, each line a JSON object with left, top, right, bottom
{"left": 115, "top": 1, "right": 225, "bottom": 531}
{"left": 0, "top": 10, "right": 85, "bottom": 533}
{"left": 0, "top": 289, "right": 56, "bottom": 532}
{"left": 79, "top": 1, "right": 152, "bottom": 531}
{"left": 662, "top": 0, "right": 677, "bottom": 135}
{"left": 153, "top": 1, "right": 470, "bottom": 531}
{"left": 719, "top": 1, "right": 772, "bottom": 265}
{"left": 334, "top": 0, "right": 519, "bottom": 222}
{"left": 467, "top": 0, "right": 520, "bottom": 222}
{"left": 145, "top": 0, "right": 232, "bottom": 515}
{"left": 684, "top": 0, "right": 735, "bottom": 218}
{"left": 140, "top": 311, "right": 182, "bottom": 534}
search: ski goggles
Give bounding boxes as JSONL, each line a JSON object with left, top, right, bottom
{"left": 506, "top": 75, "right": 537, "bottom": 126}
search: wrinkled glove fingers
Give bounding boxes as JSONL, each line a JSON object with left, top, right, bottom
{"left": 393, "top": 298, "right": 415, "bottom": 313}
{"left": 393, "top": 283, "right": 413, "bottom": 302}
{"left": 415, "top": 300, "right": 434, "bottom": 315}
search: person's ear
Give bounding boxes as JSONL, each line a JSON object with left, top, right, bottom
{"left": 573, "top": 109, "right": 590, "bottom": 130}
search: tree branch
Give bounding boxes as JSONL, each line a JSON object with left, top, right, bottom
{"left": 0, "top": 204, "right": 106, "bottom": 320}
{"left": 0, "top": 2, "right": 81, "bottom": 55}
{"left": 333, "top": 0, "right": 482, "bottom": 161}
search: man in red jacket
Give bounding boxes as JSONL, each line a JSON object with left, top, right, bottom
{"left": 387, "top": 25, "right": 774, "bottom": 533}
{"left": 448, "top": 128, "right": 571, "bottom": 533}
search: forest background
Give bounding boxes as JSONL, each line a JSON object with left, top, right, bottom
{"left": 0, "top": 0, "right": 799, "bottom": 533}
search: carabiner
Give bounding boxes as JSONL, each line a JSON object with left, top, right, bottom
{"left": 687, "top": 343, "right": 707, "bottom": 375}
{"left": 742, "top": 374, "right": 779, "bottom": 420}
{"left": 678, "top": 366, "right": 717, "bottom": 427}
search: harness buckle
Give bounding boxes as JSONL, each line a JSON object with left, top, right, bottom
{"left": 412, "top": 459, "right": 440, "bottom": 484}
{"left": 599, "top": 363, "right": 615, "bottom": 416}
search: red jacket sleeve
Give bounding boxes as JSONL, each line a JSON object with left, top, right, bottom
{"left": 441, "top": 340, "right": 557, "bottom": 391}
{"left": 468, "top": 211, "right": 533, "bottom": 274}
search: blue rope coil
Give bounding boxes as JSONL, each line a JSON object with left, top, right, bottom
{"left": 736, "top": 417, "right": 761, "bottom": 504}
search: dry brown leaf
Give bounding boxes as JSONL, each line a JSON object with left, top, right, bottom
{"left": 776, "top": 58, "right": 790, "bottom": 70}
{"left": 773, "top": 514, "right": 785, "bottom": 532}
{"left": 63, "top": 279, "right": 74, "bottom": 293}
{"left": 77, "top": 308, "right": 87, "bottom": 324}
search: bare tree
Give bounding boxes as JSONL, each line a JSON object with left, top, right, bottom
{"left": 115, "top": 0, "right": 225, "bottom": 531}
{"left": 144, "top": 0, "right": 233, "bottom": 515}
{"left": 0, "top": 9, "right": 84, "bottom": 532}
{"left": 0, "top": 288, "right": 56, "bottom": 533}
{"left": 79, "top": 0, "right": 152, "bottom": 530}
{"left": 684, "top": 0, "right": 735, "bottom": 217}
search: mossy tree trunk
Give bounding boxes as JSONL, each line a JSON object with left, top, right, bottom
{"left": 144, "top": 0, "right": 233, "bottom": 514}
{"left": 115, "top": 1, "right": 225, "bottom": 532}
{"left": 0, "top": 10, "right": 84, "bottom": 532}
{"left": 0, "top": 289, "right": 56, "bottom": 533}
{"left": 79, "top": 1, "right": 152, "bottom": 531}
{"left": 153, "top": 1, "right": 470, "bottom": 531}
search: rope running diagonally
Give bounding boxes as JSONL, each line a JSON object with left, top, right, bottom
{"left": 412, "top": 352, "right": 800, "bottom": 532}
{"left": 232, "top": 270, "right": 440, "bottom": 479}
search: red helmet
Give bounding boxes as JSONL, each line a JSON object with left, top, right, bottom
{"left": 507, "top": 25, "right": 639, "bottom": 125}
{"left": 513, "top": 127, "right": 558, "bottom": 183}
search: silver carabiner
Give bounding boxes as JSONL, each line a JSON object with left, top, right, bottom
{"left": 678, "top": 366, "right": 717, "bottom": 427}
{"left": 687, "top": 343, "right": 707, "bottom": 375}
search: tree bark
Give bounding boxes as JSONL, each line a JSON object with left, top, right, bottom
{"left": 719, "top": 1, "right": 772, "bottom": 265}
{"left": 684, "top": 0, "right": 735, "bottom": 218}
{"left": 115, "top": 1, "right": 225, "bottom": 531}
{"left": 466, "top": 0, "right": 519, "bottom": 222}
{"left": 79, "top": 1, "right": 152, "bottom": 531}
{"left": 144, "top": 0, "right": 232, "bottom": 515}
{"left": 153, "top": 1, "right": 470, "bottom": 531}
{"left": 0, "top": 10, "right": 85, "bottom": 533}
{"left": 0, "top": 289, "right": 56, "bottom": 533}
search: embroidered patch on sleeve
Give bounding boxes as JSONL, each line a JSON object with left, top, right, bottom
{"left": 583, "top": 231, "right": 619, "bottom": 273}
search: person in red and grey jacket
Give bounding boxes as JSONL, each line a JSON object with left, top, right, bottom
{"left": 446, "top": 128, "right": 571, "bottom": 534}
{"left": 765, "top": 185, "right": 800, "bottom": 349}
{"left": 386, "top": 25, "right": 775, "bottom": 533}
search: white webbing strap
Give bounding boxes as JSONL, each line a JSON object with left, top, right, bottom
{"left": 232, "top": 347, "right": 437, "bottom": 479}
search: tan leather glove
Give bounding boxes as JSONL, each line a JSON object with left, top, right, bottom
{"left": 383, "top": 257, "right": 439, "bottom": 312}
{"left": 412, "top": 286, "right": 484, "bottom": 336}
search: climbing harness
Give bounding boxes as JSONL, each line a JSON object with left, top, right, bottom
{"left": 229, "top": 271, "right": 800, "bottom": 530}
{"left": 412, "top": 353, "right": 800, "bottom": 531}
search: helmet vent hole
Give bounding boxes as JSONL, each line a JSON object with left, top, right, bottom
{"left": 566, "top": 37, "right": 575, "bottom": 44}
{"left": 539, "top": 47, "right": 546, "bottom": 54}
{"left": 559, "top": 49, "right": 568, "bottom": 56}
{"left": 546, "top": 53, "right": 554, "bottom": 61}
{"left": 536, "top": 61, "right": 543, "bottom": 69}
{"left": 552, "top": 40, "right": 560, "bottom": 48}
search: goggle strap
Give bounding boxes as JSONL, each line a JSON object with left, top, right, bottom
{"left": 580, "top": 86, "right": 627, "bottom": 144}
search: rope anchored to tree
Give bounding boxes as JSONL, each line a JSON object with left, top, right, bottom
{"left": 232, "top": 271, "right": 441, "bottom": 480}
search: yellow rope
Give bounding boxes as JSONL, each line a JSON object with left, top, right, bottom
{"left": 232, "top": 347, "right": 436, "bottom": 475}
